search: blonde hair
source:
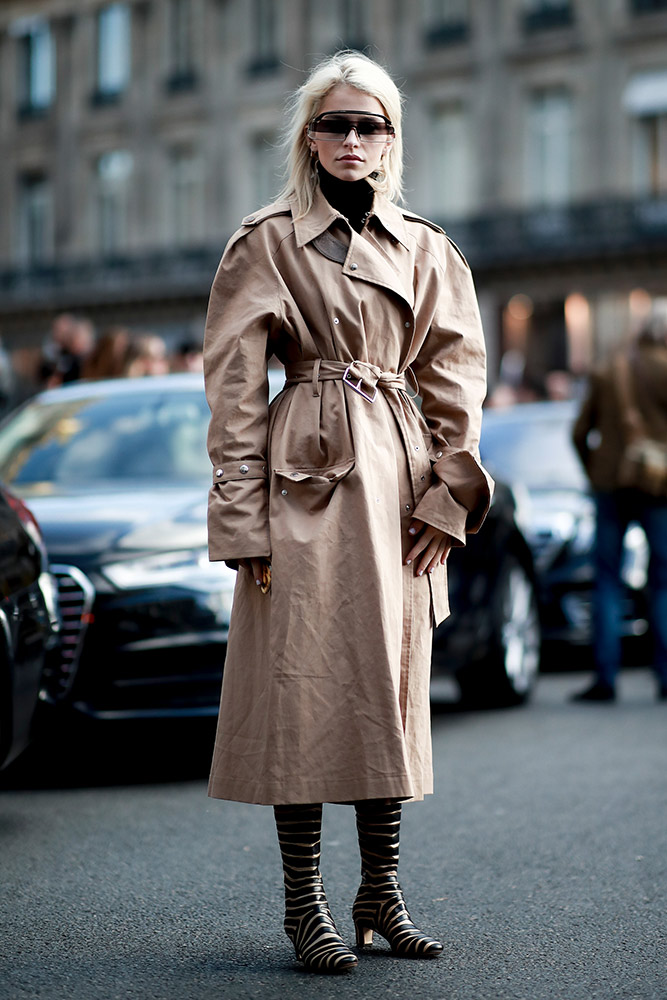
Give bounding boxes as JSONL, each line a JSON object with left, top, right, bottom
{"left": 277, "top": 51, "right": 404, "bottom": 219}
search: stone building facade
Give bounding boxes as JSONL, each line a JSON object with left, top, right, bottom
{"left": 1, "top": 0, "right": 667, "bottom": 390}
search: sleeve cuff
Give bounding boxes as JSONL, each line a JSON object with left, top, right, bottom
{"left": 207, "top": 480, "right": 271, "bottom": 561}
{"left": 413, "top": 448, "right": 494, "bottom": 544}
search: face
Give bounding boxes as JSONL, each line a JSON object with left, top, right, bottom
{"left": 307, "top": 84, "right": 394, "bottom": 183}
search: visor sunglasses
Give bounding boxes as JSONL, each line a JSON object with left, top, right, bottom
{"left": 308, "top": 110, "right": 395, "bottom": 143}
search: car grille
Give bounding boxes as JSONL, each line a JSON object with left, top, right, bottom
{"left": 47, "top": 564, "right": 96, "bottom": 699}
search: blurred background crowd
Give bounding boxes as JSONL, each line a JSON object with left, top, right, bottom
{"left": 0, "top": 316, "right": 203, "bottom": 417}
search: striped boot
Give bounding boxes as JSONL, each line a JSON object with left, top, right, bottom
{"left": 353, "top": 800, "right": 443, "bottom": 958}
{"left": 274, "top": 804, "right": 358, "bottom": 974}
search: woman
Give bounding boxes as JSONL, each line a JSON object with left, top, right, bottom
{"left": 204, "top": 51, "right": 493, "bottom": 974}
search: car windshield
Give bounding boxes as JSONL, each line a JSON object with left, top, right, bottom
{"left": 481, "top": 409, "right": 587, "bottom": 492}
{"left": 0, "top": 388, "right": 212, "bottom": 495}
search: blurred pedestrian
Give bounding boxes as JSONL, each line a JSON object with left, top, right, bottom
{"left": 170, "top": 338, "right": 204, "bottom": 373}
{"left": 82, "top": 326, "right": 132, "bottom": 380}
{"left": 204, "top": 51, "right": 493, "bottom": 974}
{"left": 41, "top": 313, "right": 95, "bottom": 387}
{"left": 571, "top": 320, "right": 667, "bottom": 702}
{"left": 125, "top": 334, "right": 169, "bottom": 377}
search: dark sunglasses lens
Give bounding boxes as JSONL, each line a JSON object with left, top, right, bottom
{"left": 313, "top": 115, "right": 392, "bottom": 140}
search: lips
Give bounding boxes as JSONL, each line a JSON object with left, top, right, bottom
{"left": 339, "top": 155, "right": 363, "bottom": 162}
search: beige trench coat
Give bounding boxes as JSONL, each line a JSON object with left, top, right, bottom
{"left": 204, "top": 187, "right": 493, "bottom": 805}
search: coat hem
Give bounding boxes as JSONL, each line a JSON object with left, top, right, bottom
{"left": 207, "top": 772, "right": 433, "bottom": 805}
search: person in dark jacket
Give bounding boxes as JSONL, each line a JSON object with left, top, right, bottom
{"left": 571, "top": 320, "right": 667, "bottom": 702}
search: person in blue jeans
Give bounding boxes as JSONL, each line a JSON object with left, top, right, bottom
{"left": 572, "top": 321, "right": 667, "bottom": 702}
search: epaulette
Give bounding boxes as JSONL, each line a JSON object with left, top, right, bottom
{"left": 241, "top": 201, "right": 292, "bottom": 227}
{"left": 401, "top": 209, "right": 446, "bottom": 236}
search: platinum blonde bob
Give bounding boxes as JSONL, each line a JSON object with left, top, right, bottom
{"left": 277, "top": 51, "right": 404, "bottom": 219}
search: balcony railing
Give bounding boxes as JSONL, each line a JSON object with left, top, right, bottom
{"left": 444, "top": 197, "right": 667, "bottom": 271}
{"left": 1, "top": 198, "right": 667, "bottom": 312}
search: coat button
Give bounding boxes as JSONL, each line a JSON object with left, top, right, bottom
{"left": 281, "top": 489, "right": 288, "bottom": 496}
{"left": 240, "top": 464, "right": 249, "bottom": 474}
{"left": 350, "top": 263, "right": 358, "bottom": 270}
{"left": 291, "top": 472, "right": 299, "bottom": 478}
{"left": 333, "top": 317, "right": 340, "bottom": 325}
{"left": 415, "top": 445, "right": 419, "bottom": 451}
{"left": 405, "top": 504, "right": 411, "bottom": 511}
{"left": 215, "top": 469, "right": 224, "bottom": 477}
{"left": 436, "top": 451, "right": 442, "bottom": 459}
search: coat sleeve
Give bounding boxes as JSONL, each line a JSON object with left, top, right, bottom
{"left": 410, "top": 237, "right": 494, "bottom": 546}
{"left": 572, "top": 374, "right": 599, "bottom": 474}
{"left": 204, "top": 226, "right": 283, "bottom": 561}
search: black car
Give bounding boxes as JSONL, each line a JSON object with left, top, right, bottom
{"left": 0, "top": 374, "right": 540, "bottom": 720}
{"left": 0, "top": 483, "right": 60, "bottom": 769}
{"left": 480, "top": 401, "right": 649, "bottom": 659}
{"left": 432, "top": 480, "right": 540, "bottom": 706}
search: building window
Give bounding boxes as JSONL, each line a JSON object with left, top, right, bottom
{"left": 632, "top": 115, "right": 667, "bottom": 196}
{"left": 247, "top": 0, "right": 280, "bottom": 75}
{"left": 340, "top": 0, "right": 368, "bottom": 50}
{"left": 526, "top": 88, "right": 573, "bottom": 206}
{"left": 630, "top": 0, "right": 667, "bottom": 13}
{"left": 429, "top": 104, "right": 474, "bottom": 219}
{"left": 624, "top": 70, "right": 667, "bottom": 195}
{"left": 423, "top": 0, "right": 470, "bottom": 47}
{"left": 167, "top": 0, "right": 197, "bottom": 91}
{"left": 18, "top": 173, "right": 52, "bottom": 265}
{"left": 169, "top": 148, "right": 203, "bottom": 245}
{"left": 95, "top": 3, "right": 131, "bottom": 102}
{"left": 11, "top": 17, "right": 55, "bottom": 116}
{"left": 522, "top": 0, "right": 574, "bottom": 32}
{"left": 251, "top": 133, "right": 280, "bottom": 207}
{"left": 96, "top": 151, "right": 133, "bottom": 254}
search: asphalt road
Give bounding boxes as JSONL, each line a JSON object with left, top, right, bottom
{"left": 1, "top": 670, "right": 665, "bottom": 1000}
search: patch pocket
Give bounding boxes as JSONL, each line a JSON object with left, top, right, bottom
{"left": 273, "top": 460, "right": 355, "bottom": 514}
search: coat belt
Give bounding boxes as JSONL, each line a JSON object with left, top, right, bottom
{"left": 284, "top": 359, "right": 406, "bottom": 400}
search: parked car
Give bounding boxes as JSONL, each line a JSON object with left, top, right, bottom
{"left": 480, "top": 400, "right": 649, "bottom": 660}
{"left": 0, "top": 483, "right": 60, "bottom": 769}
{"left": 432, "top": 480, "right": 541, "bottom": 706}
{"left": 0, "top": 373, "right": 540, "bottom": 720}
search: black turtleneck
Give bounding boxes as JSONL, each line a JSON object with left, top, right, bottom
{"left": 317, "top": 163, "right": 374, "bottom": 234}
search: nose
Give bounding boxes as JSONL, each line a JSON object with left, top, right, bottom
{"left": 343, "top": 127, "right": 361, "bottom": 146}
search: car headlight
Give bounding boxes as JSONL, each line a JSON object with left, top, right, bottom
{"left": 102, "top": 549, "right": 238, "bottom": 595}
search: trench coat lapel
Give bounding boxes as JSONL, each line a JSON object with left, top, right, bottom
{"left": 343, "top": 229, "right": 414, "bottom": 312}
{"left": 293, "top": 187, "right": 414, "bottom": 312}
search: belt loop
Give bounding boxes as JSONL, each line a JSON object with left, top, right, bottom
{"left": 312, "top": 358, "right": 321, "bottom": 397}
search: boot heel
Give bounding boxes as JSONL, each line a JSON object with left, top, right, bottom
{"left": 355, "top": 925, "right": 374, "bottom": 947}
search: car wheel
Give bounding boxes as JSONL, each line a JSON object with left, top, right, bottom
{"left": 456, "top": 555, "right": 541, "bottom": 707}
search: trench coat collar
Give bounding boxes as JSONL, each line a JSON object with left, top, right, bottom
{"left": 292, "top": 185, "right": 410, "bottom": 250}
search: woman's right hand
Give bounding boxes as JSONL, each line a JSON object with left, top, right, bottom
{"left": 242, "top": 557, "right": 272, "bottom": 591}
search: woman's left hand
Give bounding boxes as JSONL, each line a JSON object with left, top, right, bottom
{"left": 404, "top": 520, "right": 453, "bottom": 576}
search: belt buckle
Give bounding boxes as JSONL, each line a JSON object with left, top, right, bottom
{"left": 343, "top": 365, "right": 377, "bottom": 403}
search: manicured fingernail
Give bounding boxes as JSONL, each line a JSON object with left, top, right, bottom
{"left": 408, "top": 527, "right": 416, "bottom": 535}
{"left": 256, "top": 579, "right": 262, "bottom": 586}
{"left": 406, "top": 559, "right": 411, "bottom": 565}
{"left": 418, "top": 570, "right": 424, "bottom": 576}
{"left": 428, "top": 567, "right": 434, "bottom": 574}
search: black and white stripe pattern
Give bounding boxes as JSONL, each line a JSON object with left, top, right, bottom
{"left": 274, "top": 804, "right": 357, "bottom": 974}
{"left": 353, "top": 800, "right": 444, "bottom": 959}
